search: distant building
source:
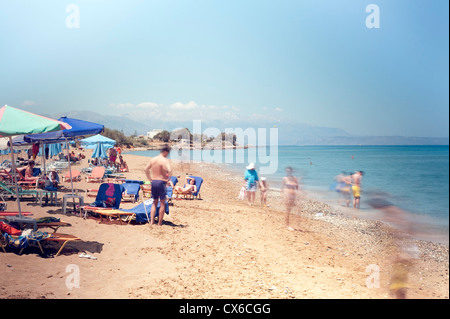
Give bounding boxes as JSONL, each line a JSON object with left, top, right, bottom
{"left": 147, "top": 129, "right": 163, "bottom": 139}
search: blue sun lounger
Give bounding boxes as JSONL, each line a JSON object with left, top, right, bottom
{"left": 96, "top": 199, "right": 170, "bottom": 224}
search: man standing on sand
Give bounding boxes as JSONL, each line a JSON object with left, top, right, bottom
{"left": 351, "top": 170, "right": 364, "bottom": 209}
{"left": 144, "top": 145, "right": 172, "bottom": 226}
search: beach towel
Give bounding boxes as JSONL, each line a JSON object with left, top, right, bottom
{"left": 90, "top": 183, "right": 124, "bottom": 209}
{"left": 0, "top": 221, "right": 22, "bottom": 236}
{"left": 119, "top": 200, "right": 169, "bottom": 223}
{"left": 122, "top": 182, "right": 141, "bottom": 202}
{"left": 35, "top": 217, "right": 60, "bottom": 223}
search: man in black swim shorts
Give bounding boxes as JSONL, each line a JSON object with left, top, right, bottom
{"left": 144, "top": 145, "right": 172, "bottom": 226}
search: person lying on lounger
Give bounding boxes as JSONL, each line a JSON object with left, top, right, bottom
{"left": 174, "top": 178, "right": 196, "bottom": 195}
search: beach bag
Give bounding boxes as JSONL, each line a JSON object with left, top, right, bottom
{"left": 0, "top": 221, "right": 22, "bottom": 236}
{"left": 238, "top": 186, "right": 246, "bottom": 200}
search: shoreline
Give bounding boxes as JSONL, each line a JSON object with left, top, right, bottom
{"left": 0, "top": 150, "right": 448, "bottom": 299}
{"left": 165, "top": 153, "right": 450, "bottom": 245}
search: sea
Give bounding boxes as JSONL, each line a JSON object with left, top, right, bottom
{"left": 125, "top": 145, "right": 449, "bottom": 244}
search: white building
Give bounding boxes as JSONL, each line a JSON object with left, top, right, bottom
{"left": 147, "top": 129, "right": 163, "bottom": 139}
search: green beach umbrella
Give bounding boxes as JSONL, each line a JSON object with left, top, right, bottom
{"left": 0, "top": 105, "right": 71, "bottom": 137}
{"left": 0, "top": 105, "right": 71, "bottom": 219}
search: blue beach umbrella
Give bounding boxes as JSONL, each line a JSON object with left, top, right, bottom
{"left": 92, "top": 142, "right": 108, "bottom": 159}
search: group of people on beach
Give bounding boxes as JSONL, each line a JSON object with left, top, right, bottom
{"left": 242, "top": 163, "right": 301, "bottom": 231}
{"left": 90, "top": 146, "right": 128, "bottom": 172}
{"left": 334, "top": 170, "right": 364, "bottom": 209}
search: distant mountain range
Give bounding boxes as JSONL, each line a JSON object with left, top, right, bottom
{"left": 48, "top": 110, "right": 449, "bottom": 146}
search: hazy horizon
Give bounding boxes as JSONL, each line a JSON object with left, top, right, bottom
{"left": 1, "top": 1, "right": 448, "bottom": 139}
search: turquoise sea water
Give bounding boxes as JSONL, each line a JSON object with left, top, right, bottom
{"left": 125, "top": 145, "right": 449, "bottom": 243}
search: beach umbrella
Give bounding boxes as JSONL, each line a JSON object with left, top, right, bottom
{"left": 24, "top": 117, "right": 104, "bottom": 142}
{"left": 24, "top": 117, "right": 104, "bottom": 195}
{"left": 92, "top": 142, "right": 108, "bottom": 159}
{"left": 80, "top": 134, "right": 115, "bottom": 150}
{"left": 0, "top": 105, "right": 71, "bottom": 218}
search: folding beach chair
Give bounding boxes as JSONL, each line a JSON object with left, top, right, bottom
{"left": 85, "top": 166, "right": 105, "bottom": 183}
{"left": 79, "top": 183, "right": 124, "bottom": 219}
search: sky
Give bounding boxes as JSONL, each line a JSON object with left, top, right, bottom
{"left": 0, "top": 0, "right": 448, "bottom": 138}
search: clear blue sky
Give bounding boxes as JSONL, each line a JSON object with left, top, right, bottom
{"left": 1, "top": 0, "right": 448, "bottom": 137}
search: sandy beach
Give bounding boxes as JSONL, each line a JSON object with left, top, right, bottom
{"left": 0, "top": 150, "right": 448, "bottom": 300}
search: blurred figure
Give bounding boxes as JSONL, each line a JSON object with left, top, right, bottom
{"left": 366, "top": 195, "right": 419, "bottom": 299}
{"left": 260, "top": 177, "right": 269, "bottom": 207}
{"left": 118, "top": 155, "right": 129, "bottom": 172}
{"left": 109, "top": 147, "right": 117, "bottom": 166}
{"left": 281, "top": 167, "right": 299, "bottom": 230}
{"left": 351, "top": 170, "right": 364, "bottom": 209}
{"left": 244, "top": 163, "right": 259, "bottom": 206}
{"left": 334, "top": 171, "right": 352, "bottom": 207}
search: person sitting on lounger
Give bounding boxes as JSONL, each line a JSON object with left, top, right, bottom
{"left": 174, "top": 177, "right": 196, "bottom": 195}
{"left": 47, "top": 170, "right": 59, "bottom": 189}
{"left": 19, "top": 160, "right": 40, "bottom": 182}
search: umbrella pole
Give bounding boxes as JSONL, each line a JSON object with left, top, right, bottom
{"left": 65, "top": 138, "right": 74, "bottom": 195}
{"left": 8, "top": 137, "right": 22, "bottom": 218}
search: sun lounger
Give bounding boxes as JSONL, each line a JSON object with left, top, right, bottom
{"left": 1, "top": 230, "right": 50, "bottom": 255}
{"left": 97, "top": 199, "right": 169, "bottom": 224}
{"left": 85, "top": 166, "right": 105, "bottom": 183}
{"left": 43, "top": 233, "right": 81, "bottom": 256}
{"left": 85, "top": 188, "right": 98, "bottom": 198}
{"left": 79, "top": 183, "right": 124, "bottom": 219}
{"left": 140, "top": 184, "right": 152, "bottom": 200}
{"left": 173, "top": 176, "right": 203, "bottom": 200}
{"left": 0, "top": 168, "right": 13, "bottom": 182}
{"left": 121, "top": 182, "right": 141, "bottom": 203}
{"left": 0, "top": 181, "right": 39, "bottom": 201}
{"left": 36, "top": 221, "right": 71, "bottom": 233}
{"left": 62, "top": 170, "right": 81, "bottom": 182}
{"left": 188, "top": 176, "right": 203, "bottom": 199}
{"left": 0, "top": 235, "right": 6, "bottom": 252}
{"left": 47, "top": 161, "right": 69, "bottom": 173}
{"left": 0, "top": 211, "right": 33, "bottom": 217}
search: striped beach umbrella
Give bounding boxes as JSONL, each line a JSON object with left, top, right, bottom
{"left": 0, "top": 105, "right": 70, "bottom": 137}
{"left": 0, "top": 105, "right": 71, "bottom": 218}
